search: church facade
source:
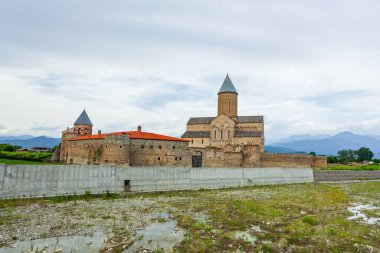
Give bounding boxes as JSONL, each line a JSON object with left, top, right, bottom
{"left": 182, "top": 74, "right": 265, "bottom": 167}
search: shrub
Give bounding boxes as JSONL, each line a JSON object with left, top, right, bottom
{"left": 0, "top": 151, "right": 52, "bottom": 162}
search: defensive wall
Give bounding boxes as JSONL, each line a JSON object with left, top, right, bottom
{"left": 259, "top": 153, "right": 327, "bottom": 168}
{"left": 314, "top": 170, "right": 380, "bottom": 182}
{"left": 0, "top": 164, "right": 313, "bottom": 199}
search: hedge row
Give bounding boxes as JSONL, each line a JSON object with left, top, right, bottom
{"left": 0, "top": 151, "right": 52, "bottom": 162}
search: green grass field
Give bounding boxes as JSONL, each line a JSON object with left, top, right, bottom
{"left": 326, "top": 163, "right": 380, "bottom": 170}
{"left": 0, "top": 158, "right": 56, "bottom": 165}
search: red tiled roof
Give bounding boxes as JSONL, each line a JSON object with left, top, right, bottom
{"left": 69, "top": 131, "right": 189, "bottom": 142}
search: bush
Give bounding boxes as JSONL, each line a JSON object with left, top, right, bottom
{"left": 0, "top": 151, "right": 52, "bottom": 162}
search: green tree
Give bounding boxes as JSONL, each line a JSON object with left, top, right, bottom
{"left": 337, "top": 149, "right": 357, "bottom": 164}
{"left": 327, "top": 156, "right": 338, "bottom": 163}
{"left": 309, "top": 151, "right": 316, "bottom": 156}
{"left": 0, "top": 144, "right": 21, "bottom": 152}
{"left": 356, "top": 147, "right": 374, "bottom": 162}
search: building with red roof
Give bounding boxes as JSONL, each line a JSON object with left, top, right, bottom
{"left": 55, "top": 112, "right": 190, "bottom": 166}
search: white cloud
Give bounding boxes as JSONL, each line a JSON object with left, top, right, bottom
{"left": 0, "top": 0, "right": 379, "bottom": 141}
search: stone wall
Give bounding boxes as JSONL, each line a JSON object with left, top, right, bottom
{"left": 129, "top": 139, "right": 191, "bottom": 167}
{"left": 314, "top": 170, "right": 380, "bottom": 182}
{"left": 260, "top": 153, "right": 327, "bottom": 168}
{"left": 67, "top": 134, "right": 130, "bottom": 166}
{"left": 0, "top": 164, "right": 314, "bottom": 199}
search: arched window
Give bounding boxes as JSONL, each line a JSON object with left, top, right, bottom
{"left": 228, "top": 130, "right": 230, "bottom": 139}
{"left": 202, "top": 139, "right": 204, "bottom": 144}
{"left": 158, "top": 145, "right": 162, "bottom": 149}
{"left": 191, "top": 139, "right": 193, "bottom": 144}
{"left": 221, "top": 130, "right": 223, "bottom": 140}
{"left": 77, "top": 128, "right": 81, "bottom": 134}
{"left": 84, "top": 128, "right": 88, "bottom": 134}
{"left": 214, "top": 130, "right": 217, "bottom": 139}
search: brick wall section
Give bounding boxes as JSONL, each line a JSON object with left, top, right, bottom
{"left": 260, "top": 153, "right": 327, "bottom": 168}
{"left": 314, "top": 170, "right": 380, "bottom": 182}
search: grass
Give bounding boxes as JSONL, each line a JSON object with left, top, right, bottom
{"left": 169, "top": 182, "right": 380, "bottom": 252}
{"left": 0, "top": 158, "right": 57, "bottom": 165}
{"left": 324, "top": 163, "right": 380, "bottom": 170}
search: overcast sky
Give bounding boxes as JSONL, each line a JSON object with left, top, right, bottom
{"left": 0, "top": 0, "right": 379, "bottom": 143}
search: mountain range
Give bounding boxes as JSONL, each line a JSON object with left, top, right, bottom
{"left": 0, "top": 136, "right": 61, "bottom": 148}
{"left": 1, "top": 131, "right": 379, "bottom": 158}
{"left": 269, "top": 131, "right": 380, "bottom": 157}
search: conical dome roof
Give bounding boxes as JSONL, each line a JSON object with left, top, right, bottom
{"left": 74, "top": 110, "right": 93, "bottom": 126}
{"left": 218, "top": 74, "right": 238, "bottom": 95}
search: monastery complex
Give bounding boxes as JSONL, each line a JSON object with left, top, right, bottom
{"left": 53, "top": 75, "right": 327, "bottom": 168}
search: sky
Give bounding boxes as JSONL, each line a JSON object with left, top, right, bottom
{"left": 0, "top": 0, "right": 379, "bottom": 143}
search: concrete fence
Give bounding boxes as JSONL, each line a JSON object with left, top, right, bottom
{"left": 314, "top": 170, "right": 380, "bottom": 182}
{"left": 0, "top": 164, "right": 314, "bottom": 199}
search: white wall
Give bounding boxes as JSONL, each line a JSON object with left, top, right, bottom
{"left": 0, "top": 164, "right": 314, "bottom": 199}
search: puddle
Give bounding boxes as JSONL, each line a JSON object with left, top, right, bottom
{"left": 124, "top": 220, "right": 184, "bottom": 253}
{"left": 0, "top": 232, "right": 108, "bottom": 253}
{"left": 347, "top": 204, "right": 380, "bottom": 225}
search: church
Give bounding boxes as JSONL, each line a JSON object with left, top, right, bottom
{"left": 182, "top": 74, "right": 265, "bottom": 167}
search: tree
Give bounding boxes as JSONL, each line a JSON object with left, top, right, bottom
{"left": 337, "top": 149, "right": 357, "bottom": 164}
{"left": 356, "top": 147, "right": 374, "bottom": 162}
{"left": 309, "top": 151, "right": 316, "bottom": 156}
{"left": 0, "top": 144, "right": 21, "bottom": 152}
{"left": 327, "top": 156, "right": 338, "bottom": 163}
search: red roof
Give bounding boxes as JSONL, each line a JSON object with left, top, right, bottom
{"left": 69, "top": 131, "right": 189, "bottom": 142}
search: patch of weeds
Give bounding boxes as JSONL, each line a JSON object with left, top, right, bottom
{"left": 157, "top": 217, "right": 167, "bottom": 223}
{"left": 302, "top": 215, "right": 318, "bottom": 226}
{"left": 101, "top": 214, "right": 112, "bottom": 220}
{"left": 262, "top": 243, "right": 276, "bottom": 253}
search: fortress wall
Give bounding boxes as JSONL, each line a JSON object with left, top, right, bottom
{"left": 0, "top": 164, "right": 313, "bottom": 199}
{"left": 129, "top": 139, "right": 190, "bottom": 167}
{"left": 260, "top": 153, "right": 327, "bottom": 168}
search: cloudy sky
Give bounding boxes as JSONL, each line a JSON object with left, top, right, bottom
{"left": 0, "top": 0, "right": 379, "bottom": 143}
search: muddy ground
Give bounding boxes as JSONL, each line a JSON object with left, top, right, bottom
{"left": 0, "top": 182, "right": 379, "bottom": 252}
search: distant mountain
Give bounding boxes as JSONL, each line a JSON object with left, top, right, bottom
{"left": 0, "top": 136, "right": 61, "bottom": 148}
{"left": 265, "top": 146, "right": 306, "bottom": 154}
{"left": 0, "top": 135, "right": 35, "bottom": 141}
{"left": 271, "top": 131, "right": 380, "bottom": 157}
{"left": 273, "top": 134, "right": 330, "bottom": 144}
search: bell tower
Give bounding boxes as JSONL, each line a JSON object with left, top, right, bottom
{"left": 73, "top": 109, "right": 93, "bottom": 136}
{"left": 218, "top": 74, "right": 238, "bottom": 118}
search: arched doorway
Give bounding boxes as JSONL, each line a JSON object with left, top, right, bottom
{"left": 192, "top": 151, "right": 202, "bottom": 167}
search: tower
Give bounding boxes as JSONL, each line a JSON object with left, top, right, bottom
{"left": 218, "top": 74, "right": 238, "bottom": 118}
{"left": 73, "top": 109, "right": 93, "bottom": 136}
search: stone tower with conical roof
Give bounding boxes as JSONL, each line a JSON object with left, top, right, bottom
{"left": 73, "top": 109, "right": 93, "bottom": 136}
{"left": 218, "top": 74, "right": 238, "bottom": 118}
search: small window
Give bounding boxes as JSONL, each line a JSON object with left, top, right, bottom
{"left": 179, "top": 157, "right": 182, "bottom": 160}
{"left": 191, "top": 139, "right": 193, "bottom": 144}
{"left": 157, "top": 157, "right": 161, "bottom": 161}
{"left": 119, "top": 145, "right": 122, "bottom": 148}
{"left": 175, "top": 157, "right": 178, "bottom": 161}
{"left": 202, "top": 139, "right": 204, "bottom": 144}
{"left": 158, "top": 145, "right": 162, "bottom": 149}
{"left": 150, "top": 145, "right": 153, "bottom": 149}
{"left": 141, "top": 145, "right": 145, "bottom": 149}
{"left": 172, "top": 145, "right": 175, "bottom": 150}
{"left": 100, "top": 145, "right": 102, "bottom": 148}
{"left": 106, "top": 145, "right": 108, "bottom": 148}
